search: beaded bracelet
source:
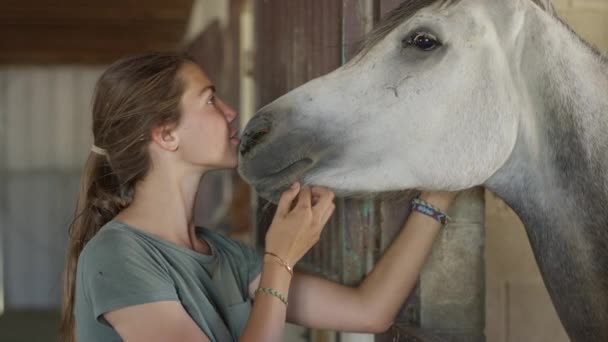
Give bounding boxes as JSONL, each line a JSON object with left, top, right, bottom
{"left": 255, "top": 287, "right": 288, "bottom": 305}
{"left": 411, "top": 197, "right": 451, "bottom": 225}
{"left": 264, "top": 252, "right": 294, "bottom": 276}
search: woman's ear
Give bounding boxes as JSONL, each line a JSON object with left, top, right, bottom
{"left": 151, "top": 124, "right": 180, "bottom": 152}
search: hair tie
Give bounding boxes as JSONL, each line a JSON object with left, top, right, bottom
{"left": 91, "top": 145, "right": 108, "bottom": 157}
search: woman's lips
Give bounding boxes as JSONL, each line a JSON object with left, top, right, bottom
{"left": 229, "top": 127, "right": 240, "bottom": 144}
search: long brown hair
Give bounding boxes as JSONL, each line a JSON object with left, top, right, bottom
{"left": 61, "top": 52, "right": 193, "bottom": 341}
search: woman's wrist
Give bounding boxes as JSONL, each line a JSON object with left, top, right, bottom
{"left": 418, "top": 191, "right": 457, "bottom": 211}
{"left": 259, "top": 260, "right": 293, "bottom": 301}
{"left": 264, "top": 253, "right": 294, "bottom": 276}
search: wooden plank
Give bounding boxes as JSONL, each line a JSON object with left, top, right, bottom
{"left": 0, "top": 7, "right": 191, "bottom": 21}
{"left": 54, "top": 68, "right": 77, "bottom": 169}
{"left": 185, "top": 0, "right": 250, "bottom": 238}
{"left": 253, "top": 0, "right": 344, "bottom": 278}
{"left": 5, "top": 175, "right": 29, "bottom": 307}
{"left": 6, "top": 68, "right": 29, "bottom": 171}
{"left": 4, "top": 67, "right": 101, "bottom": 170}
{"left": 0, "top": 0, "right": 193, "bottom": 22}
{"left": 342, "top": 0, "right": 375, "bottom": 61}
{"left": 30, "top": 68, "right": 52, "bottom": 169}
{"left": 255, "top": 0, "right": 343, "bottom": 105}
{"left": 31, "top": 175, "right": 52, "bottom": 307}
{"left": 5, "top": 172, "right": 80, "bottom": 308}
{"left": 0, "top": 0, "right": 193, "bottom": 64}
{"left": 0, "top": 68, "right": 6, "bottom": 315}
{"left": 1, "top": 0, "right": 191, "bottom": 8}
{"left": 75, "top": 69, "right": 101, "bottom": 162}
{"left": 48, "top": 172, "right": 81, "bottom": 308}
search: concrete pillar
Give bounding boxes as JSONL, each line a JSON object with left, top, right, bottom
{"left": 420, "top": 188, "right": 486, "bottom": 341}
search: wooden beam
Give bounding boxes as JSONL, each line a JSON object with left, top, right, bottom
{"left": 0, "top": 0, "right": 193, "bottom": 64}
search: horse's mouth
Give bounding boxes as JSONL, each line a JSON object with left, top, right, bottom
{"left": 253, "top": 158, "right": 314, "bottom": 201}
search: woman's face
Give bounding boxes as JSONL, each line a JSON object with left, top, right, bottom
{"left": 174, "top": 62, "right": 239, "bottom": 170}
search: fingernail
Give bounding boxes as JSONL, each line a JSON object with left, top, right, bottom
{"left": 291, "top": 182, "right": 300, "bottom": 190}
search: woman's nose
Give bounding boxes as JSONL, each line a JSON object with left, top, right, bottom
{"left": 217, "top": 98, "right": 237, "bottom": 122}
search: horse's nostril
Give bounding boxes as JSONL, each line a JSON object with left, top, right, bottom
{"left": 240, "top": 128, "right": 270, "bottom": 157}
{"left": 240, "top": 112, "right": 274, "bottom": 157}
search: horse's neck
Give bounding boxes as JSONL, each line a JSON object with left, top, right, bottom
{"left": 486, "top": 7, "right": 608, "bottom": 341}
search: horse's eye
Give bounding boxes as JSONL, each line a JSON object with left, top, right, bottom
{"left": 403, "top": 32, "right": 440, "bottom": 51}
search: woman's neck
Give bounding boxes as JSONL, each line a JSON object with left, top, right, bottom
{"left": 116, "top": 164, "right": 209, "bottom": 251}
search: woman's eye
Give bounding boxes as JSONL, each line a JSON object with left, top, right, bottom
{"left": 403, "top": 32, "right": 440, "bottom": 51}
{"left": 207, "top": 96, "right": 216, "bottom": 105}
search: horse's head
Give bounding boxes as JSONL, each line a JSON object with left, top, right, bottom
{"left": 239, "top": 0, "right": 554, "bottom": 201}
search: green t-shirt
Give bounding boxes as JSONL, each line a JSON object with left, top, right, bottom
{"left": 74, "top": 220, "right": 263, "bottom": 342}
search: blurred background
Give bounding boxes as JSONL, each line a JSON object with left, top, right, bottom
{"left": 0, "top": 0, "right": 606, "bottom": 341}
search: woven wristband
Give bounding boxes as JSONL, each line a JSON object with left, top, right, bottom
{"left": 256, "top": 287, "right": 288, "bottom": 305}
{"left": 411, "top": 197, "right": 451, "bottom": 225}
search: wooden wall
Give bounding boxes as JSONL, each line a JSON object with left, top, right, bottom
{"left": 0, "top": 66, "right": 103, "bottom": 308}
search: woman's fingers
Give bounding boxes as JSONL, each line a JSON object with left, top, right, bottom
{"left": 276, "top": 182, "right": 301, "bottom": 216}
{"left": 311, "top": 186, "right": 335, "bottom": 225}
{"left": 296, "top": 186, "right": 312, "bottom": 210}
{"left": 320, "top": 204, "right": 336, "bottom": 226}
{"left": 279, "top": 185, "right": 333, "bottom": 221}
{"left": 311, "top": 186, "right": 330, "bottom": 198}
{"left": 311, "top": 187, "right": 334, "bottom": 209}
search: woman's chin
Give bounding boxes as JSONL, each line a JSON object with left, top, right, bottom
{"left": 198, "top": 157, "right": 238, "bottom": 172}
{"left": 222, "top": 157, "right": 239, "bottom": 170}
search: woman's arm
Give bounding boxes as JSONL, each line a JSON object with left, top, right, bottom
{"left": 240, "top": 258, "right": 293, "bottom": 342}
{"left": 240, "top": 184, "right": 336, "bottom": 342}
{"left": 105, "top": 302, "right": 210, "bottom": 342}
{"left": 284, "top": 191, "right": 457, "bottom": 333}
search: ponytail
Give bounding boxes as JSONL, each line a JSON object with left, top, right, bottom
{"left": 60, "top": 152, "right": 130, "bottom": 342}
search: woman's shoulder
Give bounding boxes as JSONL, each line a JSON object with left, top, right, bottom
{"left": 78, "top": 220, "right": 150, "bottom": 266}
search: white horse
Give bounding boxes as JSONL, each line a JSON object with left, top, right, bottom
{"left": 238, "top": 0, "right": 608, "bottom": 340}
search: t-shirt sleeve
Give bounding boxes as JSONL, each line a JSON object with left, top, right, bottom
{"left": 236, "top": 241, "right": 263, "bottom": 285}
{"left": 226, "top": 240, "right": 262, "bottom": 291}
{"left": 79, "top": 231, "right": 179, "bottom": 322}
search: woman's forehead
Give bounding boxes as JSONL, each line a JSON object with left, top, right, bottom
{"left": 181, "top": 62, "right": 212, "bottom": 89}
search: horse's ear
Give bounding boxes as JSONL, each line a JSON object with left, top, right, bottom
{"left": 530, "top": 0, "right": 558, "bottom": 15}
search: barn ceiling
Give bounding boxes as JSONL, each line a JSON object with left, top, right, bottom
{"left": 0, "top": 0, "right": 194, "bottom": 64}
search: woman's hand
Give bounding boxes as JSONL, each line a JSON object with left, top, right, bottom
{"left": 265, "top": 182, "right": 335, "bottom": 266}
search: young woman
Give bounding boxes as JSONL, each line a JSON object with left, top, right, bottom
{"left": 61, "top": 52, "right": 457, "bottom": 342}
